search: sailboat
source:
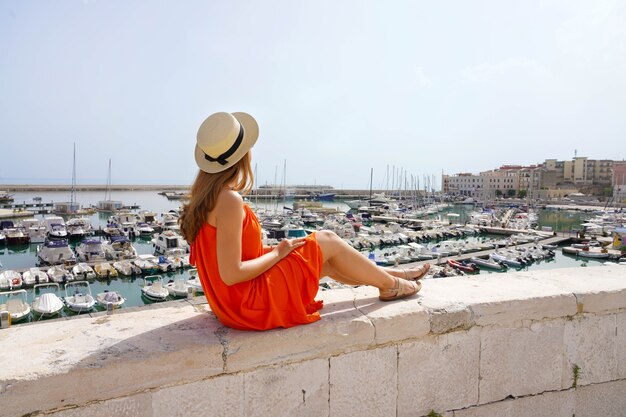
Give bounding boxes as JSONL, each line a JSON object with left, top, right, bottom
{"left": 97, "top": 159, "right": 123, "bottom": 211}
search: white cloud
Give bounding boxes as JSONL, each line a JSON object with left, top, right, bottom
{"left": 461, "top": 57, "right": 550, "bottom": 83}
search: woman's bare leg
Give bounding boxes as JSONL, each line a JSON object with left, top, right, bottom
{"left": 316, "top": 230, "right": 402, "bottom": 291}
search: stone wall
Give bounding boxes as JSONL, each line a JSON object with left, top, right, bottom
{"left": 1, "top": 266, "right": 625, "bottom": 417}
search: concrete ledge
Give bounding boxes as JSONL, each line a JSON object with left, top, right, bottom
{"left": 1, "top": 266, "right": 625, "bottom": 417}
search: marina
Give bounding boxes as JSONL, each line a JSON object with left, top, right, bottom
{"left": 0, "top": 189, "right": 624, "bottom": 326}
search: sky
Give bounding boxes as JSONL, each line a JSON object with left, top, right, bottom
{"left": 1, "top": 0, "right": 625, "bottom": 190}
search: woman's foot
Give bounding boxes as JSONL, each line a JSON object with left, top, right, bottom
{"left": 402, "top": 264, "right": 431, "bottom": 281}
{"left": 379, "top": 277, "right": 421, "bottom": 301}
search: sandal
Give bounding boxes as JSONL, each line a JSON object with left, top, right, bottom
{"left": 379, "top": 277, "right": 421, "bottom": 302}
{"left": 403, "top": 263, "right": 431, "bottom": 281}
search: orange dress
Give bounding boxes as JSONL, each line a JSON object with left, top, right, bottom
{"left": 190, "top": 204, "right": 324, "bottom": 330}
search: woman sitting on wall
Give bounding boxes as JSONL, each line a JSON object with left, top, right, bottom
{"left": 179, "top": 112, "right": 429, "bottom": 331}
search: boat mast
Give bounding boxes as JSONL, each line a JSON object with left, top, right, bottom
{"left": 254, "top": 163, "right": 258, "bottom": 208}
{"left": 70, "top": 142, "right": 76, "bottom": 207}
{"left": 369, "top": 168, "right": 373, "bottom": 206}
{"left": 104, "top": 158, "right": 112, "bottom": 201}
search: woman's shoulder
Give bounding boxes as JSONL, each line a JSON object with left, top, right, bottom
{"left": 215, "top": 189, "right": 244, "bottom": 212}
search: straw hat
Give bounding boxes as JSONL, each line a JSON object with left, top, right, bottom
{"left": 194, "top": 112, "right": 259, "bottom": 173}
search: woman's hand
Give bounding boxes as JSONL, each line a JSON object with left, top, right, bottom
{"left": 272, "top": 237, "right": 307, "bottom": 260}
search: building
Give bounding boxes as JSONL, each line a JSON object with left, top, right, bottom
{"left": 542, "top": 157, "right": 613, "bottom": 192}
{"left": 441, "top": 173, "right": 484, "bottom": 198}
{"left": 613, "top": 161, "right": 626, "bottom": 203}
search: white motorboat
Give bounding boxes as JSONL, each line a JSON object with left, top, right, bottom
{"left": 31, "top": 283, "right": 64, "bottom": 317}
{"left": 0, "top": 289, "right": 31, "bottom": 323}
{"left": 94, "top": 262, "right": 118, "bottom": 278}
{"left": 66, "top": 217, "right": 92, "bottom": 240}
{"left": 165, "top": 277, "right": 191, "bottom": 298}
{"left": 0, "top": 270, "right": 23, "bottom": 290}
{"left": 21, "top": 267, "right": 49, "bottom": 286}
{"left": 470, "top": 256, "right": 507, "bottom": 271}
{"left": 46, "top": 218, "right": 68, "bottom": 240}
{"left": 75, "top": 237, "right": 110, "bottom": 262}
{"left": 136, "top": 222, "right": 155, "bottom": 236}
{"left": 112, "top": 259, "right": 142, "bottom": 276}
{"left": 20, "top": 218, "right": 47, "bottom": 244}
{"left": 46, "top": 265, "right": 75, "bottom": 283}
{"left": 95, "top": 290, "right": 126, "bottom": 309}
{"left": 133, "top": 254, "right": 159, "bottom": 274}
{"left": 141, "top": 275, "right": 169, "bottom": 301}
{"left": 37, "top": 239, "right": 76, "bottom": 266}
{"left": 72, "top": 263, "right": 96, "bottom": 280}
{"left": 490, "top": 252, "right": 525, "bottom": 268}
{"left": 63, "top": 281, "right": 96, "bottom": 313}
{"left": 185, "top": 269, "right": 203, "bottom": 294}
{"left": 154, "top": 255, "right": 175, "bottom": 272}
{"left": 107, "top": 235, "right": 137, "bottom": 260}
{"left": 4, "top": 227, "right": 30, "bottom": 245}
{"left": 167, "top": 252, "right": 190, "bottom": 269}
{"left": 152, "top": 230, "right": 189, "bottom": 256}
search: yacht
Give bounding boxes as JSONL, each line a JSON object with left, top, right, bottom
{"left": 0, "top": 289, "right": 31, "bottom": 323}
{"left": 66, "top": 217, "right": 92, "bottom": 240}
{"left": 37, "top": 239, "right": 77, "bottom": 266}
{"left": 31, "top": 283, "right": 64, "bottom": 317}
{"left": 20, "top": 218, "right": 47, "bottom": 244}
{"left": 107, "top": 235, "right": 137, "bottom": 260}
{"left": 152, "top": 230, "right": 189, "bottom": 256}
{"left": 43, "top": 216, "right": 68, "bottom": 240}
{"left": 75, "top": 237, "right": 109, "bottom": 263}
{"left": 63, "top": 281, "right": 96, "bottom": 313}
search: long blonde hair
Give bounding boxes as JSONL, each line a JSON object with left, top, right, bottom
{"left": 179, "top": 152, "right": 253, "bottom": 243}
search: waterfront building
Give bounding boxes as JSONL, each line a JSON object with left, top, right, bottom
{"left": 542, "top": 156, "right": 613, "bottom": 194}
{"left": 441, "top": 173, "right": 484, "bottom": 199}
{"left": 613, "top": 161, "right": 626, "bottom": 203}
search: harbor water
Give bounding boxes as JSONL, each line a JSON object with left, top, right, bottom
{"left": 0, "top": 190, "right": 607, "bottom": 325}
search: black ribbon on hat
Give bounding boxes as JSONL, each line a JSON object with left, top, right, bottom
{"left": 203, "top": 124, "right": 245, "bottom": 166}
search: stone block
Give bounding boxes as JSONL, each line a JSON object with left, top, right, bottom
{"left": 48, "top": 393, "right": 153, "bottom": 417}
{"left": 243, "top": 359, "right": 329, "bottom": 417}
{"left": 353, "top": 285, "right": 430, "bottom": 344}
{"left": 418, "top": 273, "right": 577, "bottom": 328}
{"left": 539, "top": 265, "right": 626, "bottom": 313}
{"left": 397, "top": 328, "right": 480, "bottom": 417}
{"left": 152, "top": 374, "right": 243, "bottom": 417}
{"left": 0, "top": 303, "right": 224, "bottom": 417}
{"left": 330, "top": 346, "right": 397, "bottom": 417}
{"left": 454, "top": 389, "right": 574, "bottom": 417}
{"left": 223, "top": 288, "right": 374, "bottom": 373}
{"left": 617, "top": 312, "right": 626, "bottom": 379}
{"left": 574, "top": 379, "right": 626, "bottom": 417}
{"left": 479, "top": 320, "right": 564, "bottom": 404}
{"left": 563, "top": 314, "right": 617, "bottom": 387}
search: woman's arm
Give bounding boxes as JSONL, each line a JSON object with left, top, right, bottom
{"left": 215, "top": 190, "right": 305, "bottom": 286}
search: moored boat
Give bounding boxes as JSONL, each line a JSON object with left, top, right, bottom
{"left": 470, "top": 256, "right": 507, "bottom": 271}
{"left": 95, "top": 290, "right": 126, "bottom": 309}
{"left": 141, "top": 275, "right": 169, "bottom": 301}
{"left": 0, "top": 289, "right": 31, "bottom": 323}
{"left": 22, "top": 267, "right": 49, "bottom": 286}
{"left": 447, "top": 259, "right": 479, "bottom": 273}
{"left": 72, "top": 263, "right": 97, "bottom": 280}
{"left": 31, "top": 283, "right": 64, "bottom": 317}
{"left": 0, "top": 270, "right": 23, "bottom": 290}
{"left": 63, "top": 281, "right": 96, "bottom": 313}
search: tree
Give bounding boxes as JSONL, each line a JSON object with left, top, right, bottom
{"left": 507, "top": 189, "right": 516, "bottom": 198}
{"left": 518, "top": 189, "right": 527, "bottom": 199}
{"left": 495, "top": 189, "right": 502, "bottom": 197}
